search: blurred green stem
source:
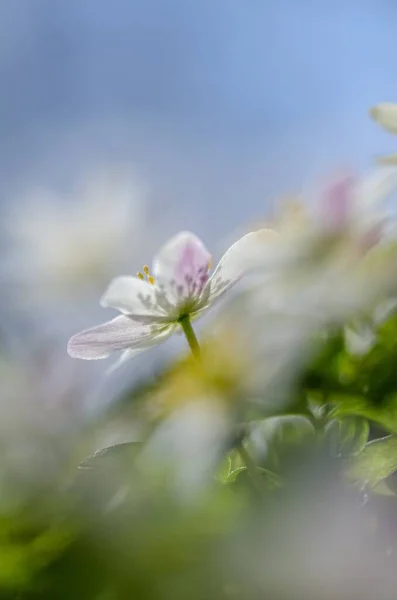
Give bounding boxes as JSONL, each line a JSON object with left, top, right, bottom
{"left": 179, "top": 319, "right": 262, "bottom": 494}
{"left": 179, "top": 315, "right": 201, "bottom": 359}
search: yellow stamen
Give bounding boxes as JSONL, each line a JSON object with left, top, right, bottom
{"left": 208, "top": 258, "right": 212, "bottom": 271}
{"left": 138, "top": 263, "right": 155, "bottom": 284}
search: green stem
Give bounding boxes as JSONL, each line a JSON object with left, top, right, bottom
{"left": 237, "top": 441, "right": 263, "bottom": 496}
{"left": 179, "top": 315, "right": 201, "bottom": 360}
{"left": 179, "top": 315, "right": 262, "bottom": 494}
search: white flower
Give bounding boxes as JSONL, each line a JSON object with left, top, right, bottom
{"left": 370, "top": 103, "right": 397, "bottom": 164}
{"left": 3, "top": 167, "right": 149, "bottom": 306}
{"left": 67, "top": 229, "right": 277, "bottom": 363}
{"left": 268, "top": 169, "right": 397, "bottom": 270}
{"left": 317, "top": 169, "right": 397, "bottom": 247}
{"left": 247, "top": 170, "right": 397, "bottom": 338}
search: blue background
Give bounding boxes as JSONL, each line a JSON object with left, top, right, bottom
{"left": 1, "top": 0, "right": 397, "bottom": 237}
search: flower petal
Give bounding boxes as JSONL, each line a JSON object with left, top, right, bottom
{"left": 377, "top": 154, "right": 397, "bottom": 165}
{"left": 203, "top": 229, "right": 279, "bottom": 305}
{"left": 370, "top": 103, "right": 397, "bottom": 134}
{"left": 106, "top": 326, "right": 177, "bottom": 373}
{"left": 67, "top": 315, "right": 172, "bottom": 360}
{"left": 100, "top": 276, "right": 167, "bottom": 317}
{"left": 354, "top": 168, "right": 397, "bottom": 212}
{"left": 153, "top": 231, "right": 211, "bottom": 304}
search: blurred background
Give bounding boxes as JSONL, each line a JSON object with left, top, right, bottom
{"left": 2, "top": 0, "right": 397, "bottom": 229}
{"left": 1, "top": 2, "right": 397, "bottom": 598}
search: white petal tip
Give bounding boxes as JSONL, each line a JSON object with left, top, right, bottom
{"left": 99, "top": 295, "right": 109, "bottom": 308}
{"left": 157, "top": 230, "right": 208, "bottom": 254}
{"left": 67, "top": 334, "right": 109, "bottom": 360}
{"left": 255, "top": 227, "right": 280, "bottom": 239}
{"left": 370, "top": 103, "right": 392, "bottom": 119}
{"left": 369, "top": 103, "right": 397, "bottom": 133}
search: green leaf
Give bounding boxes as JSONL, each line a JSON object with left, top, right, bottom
{"left": 248, "top": 415, "right": 316, "bottom": 470}
{"left": 371, "top": 479, "right": 397, "bottom": 497}
{"left": 216, "top": 456, "right": 232, "bottom": 483}
{"left": 324, "top": 417, "right": 369, "bottom": 458}
{"left": 252, "top": 415, "right": 315, "bottom": 445}
{"left": 79, "top": 442, "right": 143, "bottom": 470}
{"left": 303, "top": 314, "right": 397, "bottom": 435}
{"left": 348, "top": 435, "right": 397, "bottom": 483}
{"left": 330, "top": 395, "right": 397, "bottom": 435}
{"left": 226, "top": 467, "right": 247, "bottom": 483}
{"left": 226, "top": 466, "right": 283, "bottom": 489}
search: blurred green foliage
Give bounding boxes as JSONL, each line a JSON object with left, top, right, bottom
{"left": 4, "top": 310, "right": 397, "bottom": 598}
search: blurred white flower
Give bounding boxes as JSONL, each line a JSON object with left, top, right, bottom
{"left": 273, "top": 169, "right": 397, "bottom": 260}
{"left": 233, "top": 171, "right": 397, "bottom": 404}
{"left": 68, "top": 229, "right": 277, "bottom": 364}
{"left": 344, "top": 322, "right": 376, "bottom": 356}
{"left": 0, "top": 345, "right": 90, "bottom": 487}
{"left": 139, "top": 400, "right": 228, "bottom": 499}
{"left": 3, "top": 166, "right": 150, "bottom": 307}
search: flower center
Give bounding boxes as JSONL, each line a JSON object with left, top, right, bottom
{"left": 137, "top": 264, "right": 155, "bottom": 285}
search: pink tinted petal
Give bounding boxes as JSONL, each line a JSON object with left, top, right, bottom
{"left": 67, "top": 315, "right": 168, "bottom": 360}
{"left": 153, "top": 231, "right": 211, "bottom": 302}
{"left": 321, "top": 174, "right": 355, "bottom": 230}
